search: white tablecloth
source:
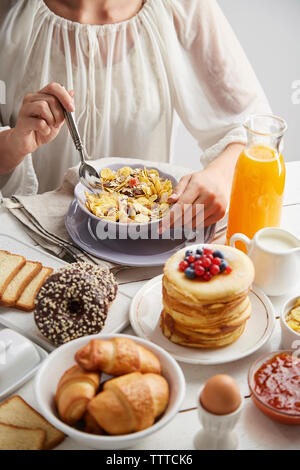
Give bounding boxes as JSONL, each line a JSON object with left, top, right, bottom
{"left": 1, "top": 162, "right": 300, "bottom": 450}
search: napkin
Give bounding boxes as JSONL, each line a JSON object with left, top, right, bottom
{"left": 3, "top": 157, "right": 227, "bottom": 274}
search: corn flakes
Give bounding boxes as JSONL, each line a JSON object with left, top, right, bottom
{"left": 286, "top": 297, "right": 300, "bottom": 333}
{"left": 85, "top": 166, "right": 174, "bottom": 223}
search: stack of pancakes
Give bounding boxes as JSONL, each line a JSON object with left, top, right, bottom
{"left": 160, "top": 245, "right": 255, "bottom": 348}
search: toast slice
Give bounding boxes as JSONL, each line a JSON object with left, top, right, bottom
{"left": 15, "top": 266, "right": 53, "bottom": 312}
{"left": 0, "top": 250, "right": 26, "bottom": 299}
{"left": 0, "top": 396, "right": 65, "bottom": 450}
{"left": 0, "top": 422, "right": 46, "bottom": 450}
{"left": 1, "top": 261, "right": 43, "bottom": 306}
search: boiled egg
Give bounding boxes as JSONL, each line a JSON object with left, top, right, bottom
{"left": 200, "top": 374, "right": 242, "bottom": 415}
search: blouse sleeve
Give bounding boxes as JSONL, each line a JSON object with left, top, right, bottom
{"left": 0, "top": 0, "right": 38, "bottom": 196}
{"left": 0, "top": 125, "right": 13, "bottom": 193}
{"left": 168, "top": 0, "right": 271, "bottom": 166}
{"left": 0, "top": 109, "right": 38, "bottom": 197}
{"left": 0, "top": 121, "right": 38, "bottom": 197}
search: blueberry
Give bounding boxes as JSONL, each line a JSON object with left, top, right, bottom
{"left": 185, "top": 267, "right": 196, "bottom": 279}
{"left": 185, "top": 250, "right": 193, "bottom": 257}
{"left": 195, "top": 254, "right": 201, "bottom": 260}
{"left": 184, "top": 257, "right": 190, "bottom": 263}
{"left": 196, "top": 248, "right": 203, "bottom": 255}
{"left": 213, "top": 250, "right": 224, "bottom": 259}
{"left": 189, "top": 263, "right": 195, "bottom": 269}
{"left": 219, "top": 260, "right": 228, "bottom": 272}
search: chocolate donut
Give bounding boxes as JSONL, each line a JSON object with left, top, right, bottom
{"left": 34, "top": 269, "right": 110, "bottom": 346}
{"left": 57, "top": 262, "right": 118, "bottom": 303}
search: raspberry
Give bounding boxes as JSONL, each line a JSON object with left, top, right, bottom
{"left": 179, "top": 261, "right": 189, "bottom": 272}
{"left": 203, "top": 271, "right": 213, "bottom": 282}
{"left": 195, "top": 266, "right": 205, "bottom": 277}
{"left": 210, "top": 264, "right": 220, "bottom": 276}
{"left": 212, "top": 257, "right": 222, "bottom": 266}
{"left": 202, "top": 257, "right": 212, "bottom": 268}
{"left": 194, "top": 260, "right": 204, "bottom": 269}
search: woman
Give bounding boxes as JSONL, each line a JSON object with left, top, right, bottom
{"left": 0, "top": 0, "right": 270, "bottom": 228}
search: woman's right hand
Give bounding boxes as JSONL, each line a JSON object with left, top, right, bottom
{"left": 9, "top": 82, "right": 75, "bottom": 158}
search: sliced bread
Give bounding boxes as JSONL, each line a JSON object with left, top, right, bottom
{"left": 0, "top": 422, "right": 46, "bottom": 450}
{"left": 15, "top": 267, "right": 53, "bottom": 312}
{"left": 0, "top": 396, "right": 65, "bottom": 450}
{"left": 0, "top": 250, "right": 26, "bottom": 299}
{"left": 1, "top": 261, "right": 42, "bottom": 306}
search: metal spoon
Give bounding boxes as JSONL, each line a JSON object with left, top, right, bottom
{"left": 63, "top": 109, "right": 103, "bottom": 193}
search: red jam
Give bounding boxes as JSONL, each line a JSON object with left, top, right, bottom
{"left": 253, "top": 353, "right": 300, "bottom": 415}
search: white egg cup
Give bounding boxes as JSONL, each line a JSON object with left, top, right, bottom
{"left": 194, "top": 390, "right": 244, "bottom": 450}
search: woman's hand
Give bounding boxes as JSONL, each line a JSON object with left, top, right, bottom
{"left": 158, "top": 168, "right": 227, "bottom": 233}
{"left": 158, "top": 143, "right": 244, "bottom": 233}
{"left": 9, "top": 82, "right": 75, "bottom": 159}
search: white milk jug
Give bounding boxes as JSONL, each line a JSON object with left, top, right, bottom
{"left": 230, "top": 227, "right": 300, "bottom": 296}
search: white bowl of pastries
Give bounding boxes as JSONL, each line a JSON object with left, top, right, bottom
{"left": 74, "top": 163, "right": 178, "bottom": 239}
{"left": 34, "top": 333, "right": 185, "bottom": 449}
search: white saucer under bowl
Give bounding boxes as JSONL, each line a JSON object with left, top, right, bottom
{"left": 65, "top": 200, "right": 216, "bottom": 267}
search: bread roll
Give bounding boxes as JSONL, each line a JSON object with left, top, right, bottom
{"left": 87, "top": 372, "right": 169, "bottom": 435}
{"left": 55, "top": 365, "right": 101, "bottom": 425}
{"left": 75, "top": 337, "right": 161, "bottom": 376}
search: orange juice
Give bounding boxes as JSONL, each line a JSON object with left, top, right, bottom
{"left": 226, "top": 144, "right": 286, "bottom": 252}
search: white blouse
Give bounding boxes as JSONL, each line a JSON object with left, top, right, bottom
{"left": 0, "top": 0, "right": 270, "bottom": 196}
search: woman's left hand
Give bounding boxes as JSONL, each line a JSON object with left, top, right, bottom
{"left": 158, "top": 143, "right": 244, "bottom": 234}
{"left": 158, "top": 167, "right": 227, "bottom": 233}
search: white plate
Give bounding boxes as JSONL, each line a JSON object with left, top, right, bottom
{"left": 0, "top": 234, "right": 130, "bottom": 351}
{"left": 0, "top": 324, "right": 48, "bottom": 400}
{"left": 65, "top": 200, "right": 216, "bottom": 267}
{"left": 129, "top": 275, "right": 276, "bottom": 365}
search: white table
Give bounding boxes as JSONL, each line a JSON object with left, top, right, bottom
{"left": 1, "top": 162, "right": 300, "bottom": 450}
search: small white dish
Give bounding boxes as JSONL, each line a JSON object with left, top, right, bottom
{"left": 0, "top": 326, "right": 48, "bottom": 400}
{"left": 194, "top": 386, "right": 244, "bottom": 450}
{"left": 280, "top": 295, "right": 300, "bottom": 349}
{"left": 129, "top": 275, "right": 276, "bottom": 365}
{"left": 0, "top": 328, "right": 40, "bottom": 387}
{"left": 34, "top": 333, "right": 186, "bottom": 450}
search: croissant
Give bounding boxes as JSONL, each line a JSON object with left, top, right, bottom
{"left": 87, "top": 372, "right": 169, "bottom": 435}
{"left": 83, "top": 411, "right": 104, "bottom": 435}
{"left": 55, "top": 365, "right": 101, "bottom": 426}
{"left": 75, "top": 337, "right": 162, "bottom": 376}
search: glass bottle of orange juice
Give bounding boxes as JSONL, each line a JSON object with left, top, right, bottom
{"left": 226, "top": 114, "right": 287, "bottom": 252}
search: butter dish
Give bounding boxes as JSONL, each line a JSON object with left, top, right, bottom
{"left": 0, "top": 327, "right": 48, "bottom": 400}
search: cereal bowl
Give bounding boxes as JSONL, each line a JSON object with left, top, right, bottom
{"left": 74, "top": 163, "right": 178, "bottom": 240}
{"left": 280, "top": 295, "right": 300, "bottom": 349}
{"left": 34, "top": 333, "right": 186, "bottom": 449}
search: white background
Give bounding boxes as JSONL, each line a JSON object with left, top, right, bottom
{"left": 172, "top": 0, "right": 300, "bottom": 169}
